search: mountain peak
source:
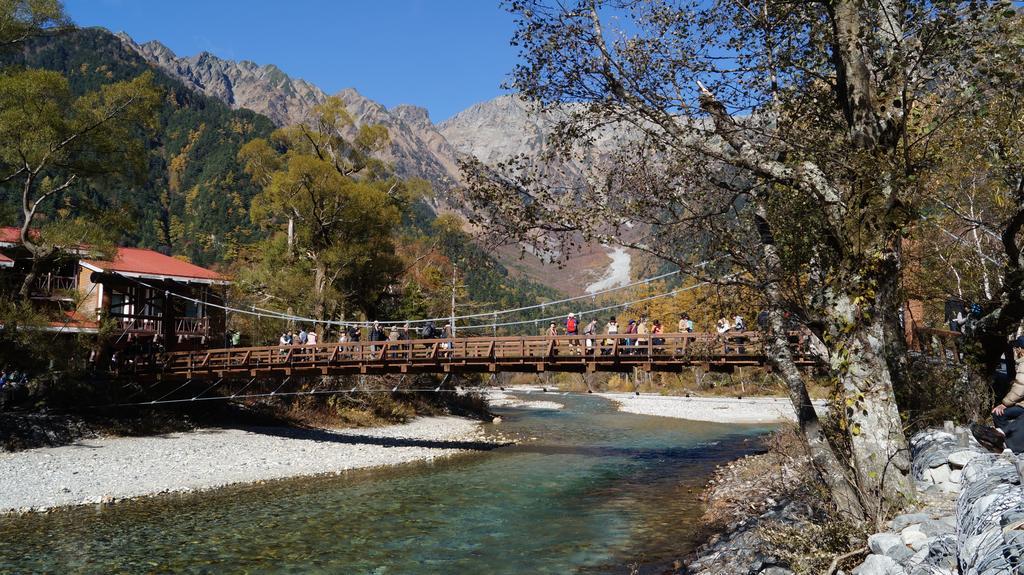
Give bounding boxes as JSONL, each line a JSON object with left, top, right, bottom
{"left": 391, "top": 104, "right": 431, "bottom": 127}
{"left": 121, "top": 35, "right": 327, "bottom": 127}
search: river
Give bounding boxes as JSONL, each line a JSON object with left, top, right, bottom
{"left": 0, "top": 393, "right": 771, "bottom": 574}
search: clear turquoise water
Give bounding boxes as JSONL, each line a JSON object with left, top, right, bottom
{"left": 0, "top": 393, "right": 771, "bottom": 574}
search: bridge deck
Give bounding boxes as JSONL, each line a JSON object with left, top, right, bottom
{"left": 137, "top": 332, "right": 821, "bottom": 381}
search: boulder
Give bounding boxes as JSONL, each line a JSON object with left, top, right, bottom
{"left": 918, "top": 518, "right": 955, "bottom": 538}
{"left": 947, "top": 450, "right": 980, "bottom": 468}
{"left": 900, "top": 525, "right": 930, "bottom": 551}
{"left": 852, "top": 554, "right": 907, "bottom": 575}
{"left": 869, "top": 533, "right": 905, "bottom": 556}
{"left": 925, "top": 464, "right": 952, "bottom": 485}
{"left": 889, "top": 513, "right": 931, "bottom": 532}
{"left": 886, "top": 544, "right": 915, "bottom": 563}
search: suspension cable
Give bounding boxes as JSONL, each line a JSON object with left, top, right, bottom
{"left": 113, "top": 271, "right": 707, "bottom": 333}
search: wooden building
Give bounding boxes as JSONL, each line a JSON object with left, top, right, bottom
{"left": 0, "top": 227, "right": 229, "bottom": 349}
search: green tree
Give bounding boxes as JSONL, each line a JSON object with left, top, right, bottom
{"left": 239, "top": 96, "right": 415, "bottom": 327}
{"left": 0, "top": 0, "right": 67, "bottom": 48}
{"left": 0, "top": 67, "right": 160, "bottom": 298}
{"left": 916, "top": 11, "right": 1024, "bottom": 387}
{"left": 461, "top": 0, "right": 1018, "bottom": 523}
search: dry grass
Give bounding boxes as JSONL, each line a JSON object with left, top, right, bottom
{"left": 699, "top": 427, "right": 869, "bottom": 575}
{"left": 701, "top": 426, "right": 813, "bottom": 530}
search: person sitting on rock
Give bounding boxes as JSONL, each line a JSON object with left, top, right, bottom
{"left": 972, "top": 338, "right": 1024, "bottom": 453}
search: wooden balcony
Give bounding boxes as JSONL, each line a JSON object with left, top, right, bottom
{"left": 28, "top": 274, "right": 78, "bottom": 300}
{"left": 109, "top": 314, "right": 211, "bottom": 339}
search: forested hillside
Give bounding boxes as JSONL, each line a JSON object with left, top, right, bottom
{"left": 0, "top": 26, "right": 557, "bottom": 311}
{"left": 1, "top": 27, "right": 274, "bottom": 266}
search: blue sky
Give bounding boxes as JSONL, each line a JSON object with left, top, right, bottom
{"left": 64, "top": 0, "right": 518, "bottom": 122}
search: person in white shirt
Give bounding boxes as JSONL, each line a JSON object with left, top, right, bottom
{"left": 716, "top": 317, "right": 731, "bottom": 334}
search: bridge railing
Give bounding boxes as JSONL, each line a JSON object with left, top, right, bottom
{"left": 913, "top": 327, "right": 963, "bottom": 364}
{"left": 134, "top": 331, "right": 818, "bottom": 376}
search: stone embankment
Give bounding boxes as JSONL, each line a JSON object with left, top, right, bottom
{"left": 686, "top": 425, "right": 1024, "bottom": 575}
{"left": 851, "top": 427, "right": 1024, "bottom": 575}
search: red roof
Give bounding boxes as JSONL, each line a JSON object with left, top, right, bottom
{"left": 82, "top": 247, "right": 227, "bottom": 283}
{"left": 0, "top": 252, "right": 11, "bottom": 268}
{"left": 0, "top": 226, "right": 20, "bottom": 245}
{"left": 47, "top": 310, "right": 100, "bottom": 332}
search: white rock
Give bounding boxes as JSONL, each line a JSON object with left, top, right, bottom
{"left": 852, "top": 553, "right": 907, "bottom": 575}
{"left": 949, "top": 469, "right": 962, "bottom": 484}
{"left": 907, "top": 547, "right": 929, "bottom": 566}
{"left": 900, "top": 525, "right": 930, "bottom": 551}
{"left": 868, "top": 532, "right": 904, "bottom": 555}
{"left": 926, "top": 464, "right": 952, "bottom": 484}
{"left": 947, "top": 450, "right": 980, "bottom": 468}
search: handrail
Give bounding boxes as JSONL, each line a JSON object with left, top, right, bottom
{"left": 130, "top": 331, "right": 823, "bottom": 380}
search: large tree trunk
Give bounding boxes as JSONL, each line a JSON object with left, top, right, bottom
{"left": 764, "top": 308, "right": 866, "bottom": 521}
{"left": 16, "top": 250, "right": 50, "bottom": 301}
{"left": 828, "top": 294, "right": 913, "bottom": 521}
{"left": 313, "top": 261, "right": 329, "bottom": 329}
{"left": 754, "top": 206, "right": 866, "bottom": 520}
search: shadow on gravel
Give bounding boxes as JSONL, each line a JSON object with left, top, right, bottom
{"left": 239, "top": 425, "right": 510, "bottom": 452}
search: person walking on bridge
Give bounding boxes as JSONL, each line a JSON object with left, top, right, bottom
{"left": 440, "top": 323, "right": 453, "bottom": 357}
{"left": 636, "top": 317, "right": 650, "bottom": 356}
{"left": 651, "top": 319, "right": 664, "bottom": 352}
{"left": 370, "top": 322, "right": 385, "bottom": 355}
{"left": 584, "top": 318, "right": 598, "bottom": 354}
{"left": 602, "top": 317, "right": 618, "bottom": 355}
{"left": 566, "top": 313, "right": 580, "bottom": 354}
{"left": 546, "top": 322, "right": 560, "bottom": 355}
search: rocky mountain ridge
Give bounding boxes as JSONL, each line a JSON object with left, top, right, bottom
{"left": 114, "top": 30, "right": 633, "bottom": 293}
{"left": 115, "top": 31, "right": 615, "bottom": 194}
{"left": 115, "top": 31, "right": 463, "bottom": 198}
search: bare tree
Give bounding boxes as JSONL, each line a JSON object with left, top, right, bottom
{"left": 460, "top": 0, "right": 1012, "bottom": 522}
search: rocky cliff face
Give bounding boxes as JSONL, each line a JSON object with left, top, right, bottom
{"left": 438, "top": 94, "right": 641, "bottom": 186}
{"left": 115, "top": 32, "right": 326, "bottom": 128}
{"left": 116, "top": 32, "right": 463, "bottom": 198}
{"left": 438, "top": 95, "right": 551, "bottom": 165}
{"left": 333, "top": 89, "right": 462, "bottom": 198}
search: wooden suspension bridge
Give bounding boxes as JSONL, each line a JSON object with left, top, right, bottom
{"left": 127, "top": 327, "right": 962, "bottom": 383}
{"left": 100, "top": 327, "right": 964, "bottom": 406}
{"left": 132, "top": 331, "right": 815, "bottom": 380}
{"left": 133, "top": 332, "right": 821, "bottom": 382}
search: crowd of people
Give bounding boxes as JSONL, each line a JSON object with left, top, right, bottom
{"left": 541, "top": 311, "right": 754, "bottom": 355}
{"left": 268, "top": 311, "right": 759, "bottom": 354}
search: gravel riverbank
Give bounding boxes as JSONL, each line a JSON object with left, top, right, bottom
{"left": 597, "top": 393, "right": 828, "bottom": 424}
{"left": 0, "top": 416, "right": 500, "bottom": 514}
{"left": 483, "top": 389, "right": 565, "bottom": 410}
